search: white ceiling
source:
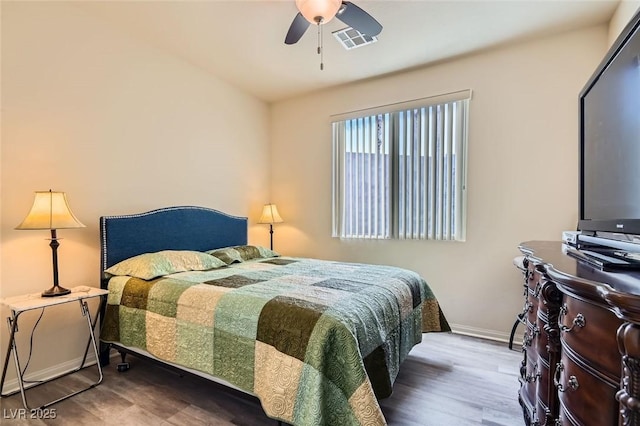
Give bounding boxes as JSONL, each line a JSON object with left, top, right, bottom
{"left": 76, "top": 0, "right": 620, "bottom": 103}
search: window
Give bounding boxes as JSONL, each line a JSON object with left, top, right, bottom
{"left": 332, "top": 90, "right": 471, "bottom": 241}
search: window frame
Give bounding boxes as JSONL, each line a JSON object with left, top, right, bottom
{"left": 331, "top": 90, "right": 471, "bottom": 241}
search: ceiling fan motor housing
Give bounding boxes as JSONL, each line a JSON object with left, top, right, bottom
{"left": 295, "top": 0, "right": 342, "bottom": 24}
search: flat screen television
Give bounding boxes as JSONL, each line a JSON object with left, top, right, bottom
{"left": 578, "top": 8, "right": 640, "bottom": 248}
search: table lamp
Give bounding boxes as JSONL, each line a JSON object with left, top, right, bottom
{"left": 16, "top": 190, "right": 85, "bottom": 297}
{"left": 258, "top": 204, "right": 283, "bottom": 250}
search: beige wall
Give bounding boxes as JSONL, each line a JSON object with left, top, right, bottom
{"left": 0, "top": 2, "right": 270, "bottom": 385}
{"left": 270, "top": 26, "right": 609, "bottom": 340}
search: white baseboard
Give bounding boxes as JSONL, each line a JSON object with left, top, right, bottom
{"left": 1, "top": 353, "right": 98, "bottom": 394}
{"left": 449, "top": 323, "right": 524, "bottom": 346}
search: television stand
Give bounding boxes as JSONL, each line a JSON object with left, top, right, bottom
{"left": 565, "top": 245, "right": 640, "bottom": 271}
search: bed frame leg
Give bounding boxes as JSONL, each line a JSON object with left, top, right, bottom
{"left": 117, "top": 350, "right": 130, "bottom": 372}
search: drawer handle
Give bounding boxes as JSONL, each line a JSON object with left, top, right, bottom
{"left": 533, "top": 282, "right": 542, "bottom": 298}
{"left": 525, "top": 362, "right": 540, "bottom": 383}
{"left": 554, "top": 362, "right": 579, "bottom": 392}
{"left": 523, "top": 326, "right": 539, "bottom": 346}
{"left": 558, "top": 304, "right": 586, "bottom": 333}
{"left": 561, "top": 313, "right": 586, "bottom": 332}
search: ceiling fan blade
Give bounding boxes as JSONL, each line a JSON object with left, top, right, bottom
{"left": 285, "top": 13, "right": 310, "bottom": 45}
{"left": 337, "top": 1, "right": 382, "bottom": 36}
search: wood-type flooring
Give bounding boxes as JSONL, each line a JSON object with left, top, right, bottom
{"left": 0, "top": 332, "right": 523, "bottom": 425}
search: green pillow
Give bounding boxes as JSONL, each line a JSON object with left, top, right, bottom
{"left": 206, "top": 245, "right": 279, "bottom": 264}
{"left": 105, "top": 250, "right": 227, "bottom": 280}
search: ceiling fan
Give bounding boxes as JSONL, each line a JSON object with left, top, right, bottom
{"left": 284, "top": 0, "right": 383, "bottom": 45}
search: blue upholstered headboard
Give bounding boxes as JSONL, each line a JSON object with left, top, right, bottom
{"left": 100, "top": 206, "right": 247, "bottom": 287}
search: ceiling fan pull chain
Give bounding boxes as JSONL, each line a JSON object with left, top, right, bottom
{"left": 317, "top": 22, "right": 324, "bottom": 70}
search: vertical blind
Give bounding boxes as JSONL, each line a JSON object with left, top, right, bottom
{"left": 332, "top": 90, "right": 470, "bottom": 241}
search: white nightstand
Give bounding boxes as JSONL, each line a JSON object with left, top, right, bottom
{"left": 0, "top": 287, "right": 108, "bottom": 410}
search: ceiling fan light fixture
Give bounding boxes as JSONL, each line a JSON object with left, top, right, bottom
{"left": 295, "top": 0, "right": 342, "bottom": 25}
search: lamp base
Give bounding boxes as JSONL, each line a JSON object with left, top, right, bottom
{"left": 42, "top": 285, "right": 71, "bottom": 297}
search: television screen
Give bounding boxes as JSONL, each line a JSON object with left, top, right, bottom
{"left": 579, "top": 12, "right": 640, "bottom": 235}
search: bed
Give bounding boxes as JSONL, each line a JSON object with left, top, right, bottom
{"left": 99, "top": 206, "right": 450, "bottom": 425}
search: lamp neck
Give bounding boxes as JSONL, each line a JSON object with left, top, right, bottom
{"left": 269, "top": 224, "right": 274, "bottom": 251}
{"left": 50, "top": 229, "right": 60, "bottom": 286}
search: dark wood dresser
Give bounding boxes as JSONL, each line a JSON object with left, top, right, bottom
{"left": 516, "top": 241, "right": 640, "bottom": 426}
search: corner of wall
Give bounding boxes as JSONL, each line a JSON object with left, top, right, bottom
{"left": 608, "top": 1, "right": 640, "bottom": 45}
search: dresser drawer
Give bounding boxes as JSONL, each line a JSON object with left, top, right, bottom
{"left": 519, "top": 351, "right": 539, "bottom": 424}
{"left": 555, "top": 354, "right": 618, "bottom": 426}
{"left": 559, "top": 295, "right": 622, "bottom": 379}
{"left": 525, "top": 292, "right": 538, "bottom": 331}
{"left": 536, "top": 356, "right": 553, "bottom": 421}
{"left": 526, "top": 263, "right": 540, "bottom": 290}
{"left": 532, "top": 311, "right": 550, "bottom": 361}
{"left": 525, "top": 266, "right": 541, "bottom": 326}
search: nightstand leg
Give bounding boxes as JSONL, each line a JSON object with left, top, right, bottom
{"left": 0, "top": 310, "right": 31, "bottom": 409}
{"left": 79, "top": 300, "right": 103, "bottom": 385}
{"left": 0, "top": 315, "right": 16, "bottom": 395}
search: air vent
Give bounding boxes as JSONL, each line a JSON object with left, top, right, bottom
{"left": 332, "top": 27, "right": 378, "bottom": 50}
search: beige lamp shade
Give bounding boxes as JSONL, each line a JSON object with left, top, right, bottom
{"left": 295, "top": 0, "right": 341, "bottom": 24}
{"left": 258, "top": 204, "right": 284, "bottom": 224}
{"left": 16, "top": 190, "right": 85, "bottom": 230}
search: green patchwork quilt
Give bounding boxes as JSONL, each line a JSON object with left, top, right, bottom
{"left": 101, "top": 257, "right": 449, "bottom": 425}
